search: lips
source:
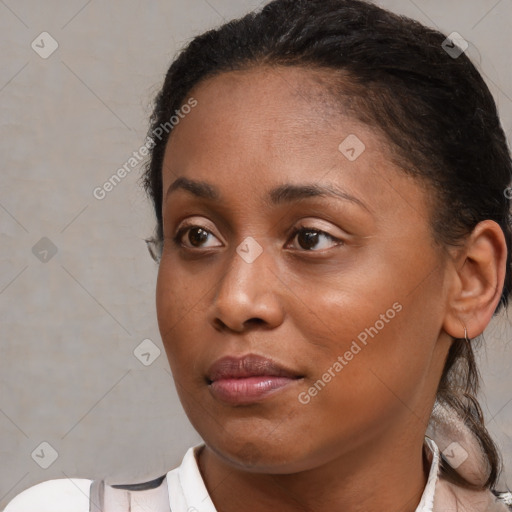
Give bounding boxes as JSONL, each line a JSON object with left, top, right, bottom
{"left": 206, "top": 354, "right": 303, "bottom": 405}
{"left": 206, "top": 354, "right": 301, "bottom": 382}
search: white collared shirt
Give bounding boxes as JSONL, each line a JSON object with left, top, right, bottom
{"left": 4, "top": 437, "right": 511, "bottom": 511}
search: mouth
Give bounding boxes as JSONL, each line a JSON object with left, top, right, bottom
{"left": 206, "top": 353, "right": 304, "bottom": 405}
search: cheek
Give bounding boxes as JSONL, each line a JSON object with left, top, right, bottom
{"left": 291, "top": 315, "right": 427, "bottom": 458}
{"left": 289, "top": 259, "right": 441, "bottom": 425}
{"left": 155, "top": 261, "right": 207, "bottom": 372}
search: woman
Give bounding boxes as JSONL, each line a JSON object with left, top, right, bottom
{"left": 5, "top": 0, "right": 512, "bottom": 510}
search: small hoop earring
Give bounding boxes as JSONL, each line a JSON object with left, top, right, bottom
{"left": 458, "top": 319, "right": 470, "bottom": 345}
{"left": 462, "top": 324, "right": 471, "bottom": 346}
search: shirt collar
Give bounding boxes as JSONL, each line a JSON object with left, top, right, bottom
{"left": 415, "top": 436, "right": 441, "bottom": 512}
{"left": 173, "top": 444, "right": 217, "bottom": 512}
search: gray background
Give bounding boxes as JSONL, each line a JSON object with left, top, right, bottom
{"left": 1, "top": 0, "right": 511, "bottom": 509}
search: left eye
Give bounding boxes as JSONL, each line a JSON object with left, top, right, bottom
{"left": 287, "top": 226, "right": 342, "bottom": 251}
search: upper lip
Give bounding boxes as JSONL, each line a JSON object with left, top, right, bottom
{"left": 206, "top": 354, "right": 302, "bottom": 383}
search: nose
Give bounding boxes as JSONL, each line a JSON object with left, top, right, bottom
{"left": 209, "top": 240, "right": 285, "bottom": 333}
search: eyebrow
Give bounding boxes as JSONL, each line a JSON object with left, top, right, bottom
{"left": 165, "top": 177, "right": 371, "bottom": 212}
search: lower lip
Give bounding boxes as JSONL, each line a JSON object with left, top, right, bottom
{"left": 209, "top": 376, "right": 299, "bottom": 404}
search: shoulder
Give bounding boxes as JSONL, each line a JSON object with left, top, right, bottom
{"left": 436, "top": 478, "right": 512, "bottom": 511}
{"left": 3, "top": 478, "right": 92, "bottom": 512}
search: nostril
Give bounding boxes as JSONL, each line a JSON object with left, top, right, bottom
{"left": 213, "top": 318, "right": 228, "bottom": 332}
{"left": 213, "top": 317, "right": 265, "bottom": 333}
{"left": 244, "top": 318, "right": 265, "bottom": 327}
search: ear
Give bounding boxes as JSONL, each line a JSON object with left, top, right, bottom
{"left": 443, "top": 220, "right": 508, "bottom": 340}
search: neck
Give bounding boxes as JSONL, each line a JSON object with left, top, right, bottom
{"left": 198, "top": 429, "right": 431, "bottom": 512}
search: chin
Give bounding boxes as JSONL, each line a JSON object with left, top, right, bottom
{"left": 202, "top": 430, "right": 319, "bottom": 474}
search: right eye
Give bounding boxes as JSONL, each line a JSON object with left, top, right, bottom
{"left": 173, "top": 223, "right": 223, "bottom": 249}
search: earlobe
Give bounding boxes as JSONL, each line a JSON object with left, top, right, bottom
{"left": 442, "top": 220, "right": 507, "bottom": 340}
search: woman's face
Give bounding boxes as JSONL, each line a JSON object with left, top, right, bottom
{"left": 156, "top": 66, "right": 454, "bottom": 473}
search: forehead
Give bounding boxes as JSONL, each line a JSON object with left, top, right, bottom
{"left": 161, "top": 65, "right": 431, "bottom": 224}
{"left": 164, "top": 66, "right": 386, "bottom": 172}
{"left": 192, "top": 65, "right": 345, "bottom": 116}
{"left": 181, "top": 69, "right": 338, "bottom": 146}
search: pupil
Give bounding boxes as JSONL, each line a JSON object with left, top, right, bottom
{"left": 298, "top": 230, "right": 318, "bottom": 250}
{"left": 190, "top": 228, "right": 209, "bottom": 246}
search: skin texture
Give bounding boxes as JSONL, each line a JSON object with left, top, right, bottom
{"left": 155, "top": 66, "right": 507, "bottom": 512}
